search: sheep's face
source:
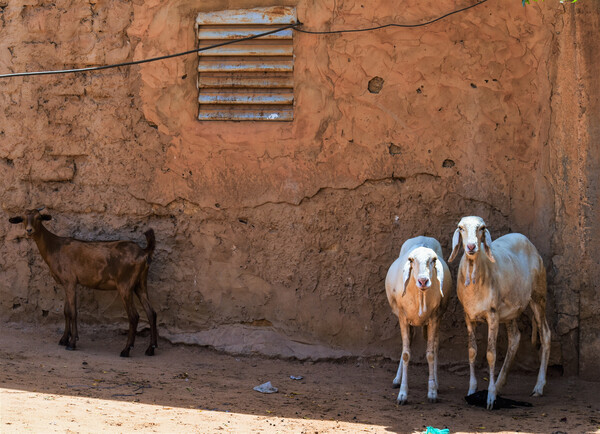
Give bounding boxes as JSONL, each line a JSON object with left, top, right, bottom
{"left": 448, "top": 216, "right": 495, "bottom": 263}
{"left": 402, "top": 247, "right": 444, "bottom": 296}
{"left": 8, "top": 208, "right": 52, "bottom": 237}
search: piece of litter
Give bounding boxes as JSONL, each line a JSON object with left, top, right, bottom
{"left": 465, "top": 390, "right": 532, "bottom": 410}
{"left": 253, "top": 381, "right": 278, "bottom": 394}
{"left": 425, "top": 428, "right": 449, "bottom": 434}
{"left": 290, "top": 375, "right": 303, "bottom": 381}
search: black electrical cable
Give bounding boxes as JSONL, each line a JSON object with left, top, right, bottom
{"left": 0, "top": 0, "right": 489, "bottom": 79}
{"left": 293, "top": 0, "right": 489, "bottom": 34}
{"left": 0, "top": 23, "right": 299, "bottom": 79}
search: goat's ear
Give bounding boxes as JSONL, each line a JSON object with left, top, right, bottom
{"left": 483, "top": 228, "right": 495, "bottom": 263}
{"left": 448, "top": 228, "right": 461, "bottom": 262}
{"left": 401, "top": 259, "right": 412, "bottom": 297}
{"left": 40, "top": 214, "right": 52, "bottom": 221}
{"left": 8, "top": 217, "right": 23, "bottom": 224}
{"left": 434, "top": 258, "right": 444, "bottom": 297}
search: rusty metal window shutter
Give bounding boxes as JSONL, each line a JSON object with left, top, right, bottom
{"left": 196, "top": 7, "right": 296, "bottom": 121}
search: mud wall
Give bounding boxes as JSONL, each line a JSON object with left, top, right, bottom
{"left": 0, "top": 0, "right": 597, "bottom": 375}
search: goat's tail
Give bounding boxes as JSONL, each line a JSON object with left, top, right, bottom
{"left": 144, "top": 229, "right": 156, "bottom": 264}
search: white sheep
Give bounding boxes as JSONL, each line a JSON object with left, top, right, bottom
{"left": 448, "top": 216, "right": 551, "bottom": 410}
{"left": 385, "top": 236, "right": 453, "bottom": 404}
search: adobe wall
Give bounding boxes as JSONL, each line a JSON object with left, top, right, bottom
{"left": 0, "top": 0, "right": 596, "bottom": 374}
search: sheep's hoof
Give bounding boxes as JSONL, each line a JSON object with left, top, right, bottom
{"left": 65, "top": 345, "right": 76, "bottom": 351}
{"left": 145, "top": 346, "right": 155, "bottom": 356}
{"left": 396, "top": 398, "right": 407, "bottom": 405}
{"left": 59, "top": 337, "right": 69, "bottom": 346}
{"left": 428, "top": 397, "right": 438, "bottom": 404}
{"left": 392, "top": 382, "right": 400, "bottom": 389}
{"left": 120, "top": 349, "right": 131, "bottom": 358}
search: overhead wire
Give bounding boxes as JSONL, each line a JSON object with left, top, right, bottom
{"left": 0, "top": 0, "right": 490, "bottom": 79}
{"left": 0, "top": 23, "right": 300, "bottom": 78}
{"left": 294, "top": 0, "right": 489, "bottom": 34}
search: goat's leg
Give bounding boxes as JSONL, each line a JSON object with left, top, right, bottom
{"left": 426, "top": 315, "right": 440, "bottom": 403}
{"left": 135, "top": 271, "right": 158, "bottom": 356}
{"left": 496, "top": 319, "right": 520, "bottom": 392}
{"left": 396, "top": 317, "right": 411, "bottom": 405}
{"left": 119, "top": 289, "right": 140, "bottom": 358}
{"left": 485, "top": 311, "right": 500, "bottom": 410}
{"left": 434, "top": 318, "right": 440, "bottom": 391}
{"left": 530, "top": 299, "right": 551, "bottom": 397}
{"left": 59, "top": 300, "right": 71, "bottom": 346}
{"left": 65, "top": 284, "right": 78, "bottom": 351}
{"left": 465, "top": 316, "right": 478, "bottom": 395}
{"left": 392, "top": 356, "right": 402, "bottom": 389}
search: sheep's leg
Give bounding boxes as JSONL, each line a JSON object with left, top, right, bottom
{"left": 496, "top": 319, "right": 520, "bottom": 393}
{"left": 530, "top": 300, "right": 551, "bottom": 397}
{"left": 59, "top": 300, "right": 71, "bottom": 346}
{"left": 65, "top": 284, "right": 78, "bottom": 351}
{"left": 465, "top": 316, "right": 478, "bottom": 395}
{"left": 485, "top": 311, "right": 500, "bottom": 410}
{"left": 134, "top": 271, "right": 158, "bottom": 356}
{"left": 426, "top": 315, "right": 440, "bottom": 403}
{"left": 396, "top": 317, "right": 411, "bottom": 405}
{"left": 119, "top": 289, "right": 140, "bottom": 358}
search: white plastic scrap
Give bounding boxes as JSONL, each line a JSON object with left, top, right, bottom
{"left": 253, "top": 381, "right": 278, "bottom": 394}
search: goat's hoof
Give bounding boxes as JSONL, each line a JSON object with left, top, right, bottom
{"left": 392, "top": 382, "right": 400, "bottom": 389}
{"left": 145, "top": 347, "right": 155, "bottom": 356}
{"left": 428, "top": 397, "right": 438, "bottom": 404}
{"left": 65, "top": 345, "right": 76, "bottom": 351}
{"left": 120, "top": 350, "right": 131, "bottom": 358}
{"left": 59, "top": 338, "right": 69, "bottom": 346}
{"left": 396, "top": 398, "right": 407, "bottom": 405}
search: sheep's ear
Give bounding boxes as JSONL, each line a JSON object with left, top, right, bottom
{"left": 40, "top": 214, "right": 52, "bottom": 221}
{"left": 8, "top": 217, "right": 23, "bottom": 224}
{"left": 401, "top": 260, "right": 412, "bottom": 297}
{"left": 483, "top": 228, "right": 495, "bottom": 262}
{"left": 434, "top": 258, "right": 444, "bottom": 297}
{"left": 448, "top": 228, "right": 461, "bottom": 262}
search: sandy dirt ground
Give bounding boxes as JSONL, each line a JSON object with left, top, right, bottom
{"left": 1, "top": 324, "right": 599, "bottom": 434}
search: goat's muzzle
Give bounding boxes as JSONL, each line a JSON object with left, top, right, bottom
{"left": 417, "top": 277, "right": 430, "bottom": 290}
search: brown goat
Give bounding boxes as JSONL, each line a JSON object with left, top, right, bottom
{"left": 9, "top": 208, "right": 158, "bottom": 357}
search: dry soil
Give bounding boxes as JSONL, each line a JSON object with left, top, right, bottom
{"left": 1, "top": 324, "right": 599, "bottom": 433}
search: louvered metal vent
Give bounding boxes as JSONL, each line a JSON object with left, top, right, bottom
{"left": 196, "top": 7, "right": 296, "bottom": 121}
